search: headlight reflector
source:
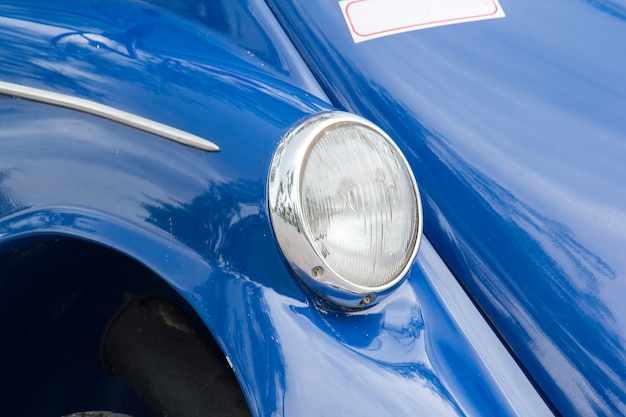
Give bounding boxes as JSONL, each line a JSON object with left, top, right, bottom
{"left": 269, "top": 112, "right": 421, "bottom": 308}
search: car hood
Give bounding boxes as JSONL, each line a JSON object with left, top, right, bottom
{"left": 267, "top": 0, "right": 626, "bottom": 415}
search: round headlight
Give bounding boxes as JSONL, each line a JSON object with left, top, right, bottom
{"left": 268, "top": 112, "right": 422, "bottom": 308}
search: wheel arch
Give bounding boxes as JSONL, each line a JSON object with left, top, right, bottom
{"left": 0, "top": 208, "right": 252, "bottom": 416}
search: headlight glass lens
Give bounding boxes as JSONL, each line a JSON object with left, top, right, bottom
{"left": 301, "top": 124, "right": 417, "bottom": 288}
{"left": 269, "top": 112, "right": 421, "bottom": 307}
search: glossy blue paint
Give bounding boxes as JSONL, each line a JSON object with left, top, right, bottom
{"left": 0, "top": 1, "right": 550, "bottom": 416}
{"left": 0, "top": 100, "right": 547, "bottom": 416}
{"left": 0, "top": 0, "right": 328, "bottom": 121}
{"left": 266, "top": 0, "right": 626, "bottom": 415}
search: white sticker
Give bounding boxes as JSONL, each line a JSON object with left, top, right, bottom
{"left": 339, "top": 0, "right": 505, "bottom": 43}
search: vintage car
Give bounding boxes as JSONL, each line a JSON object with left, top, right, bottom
{"left": 0, "top": 0, "right": 624, "bottom": 416}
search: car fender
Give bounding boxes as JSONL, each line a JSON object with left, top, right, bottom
{"left": 0, "top": 1, "right": 551, "bottom": 416}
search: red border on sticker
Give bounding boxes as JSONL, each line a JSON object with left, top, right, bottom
{"left": 344, "top": 0, "right": 500, "bottom": 37}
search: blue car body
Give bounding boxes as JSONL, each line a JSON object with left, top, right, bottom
{"left": 0, "top": 1, "right": 622, "bottom": 416}
{"left": 265, "top": 1, "right": 626, "bottom": 415}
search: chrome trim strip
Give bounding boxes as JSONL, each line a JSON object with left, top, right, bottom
{"left": 0, "top": 80, "right": 219, "bottom": 151}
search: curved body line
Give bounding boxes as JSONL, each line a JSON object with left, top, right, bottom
{"left": 0, "top": 80, "right": 220, "bottom": 152}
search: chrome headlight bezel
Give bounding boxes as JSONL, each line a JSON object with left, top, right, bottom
{"left": 268, "top": 112, "right": 422, "bottom": 308}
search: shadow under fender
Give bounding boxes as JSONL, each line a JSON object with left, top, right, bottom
{"left": 101, "top": 295, "right": 251, "bottom": 417}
